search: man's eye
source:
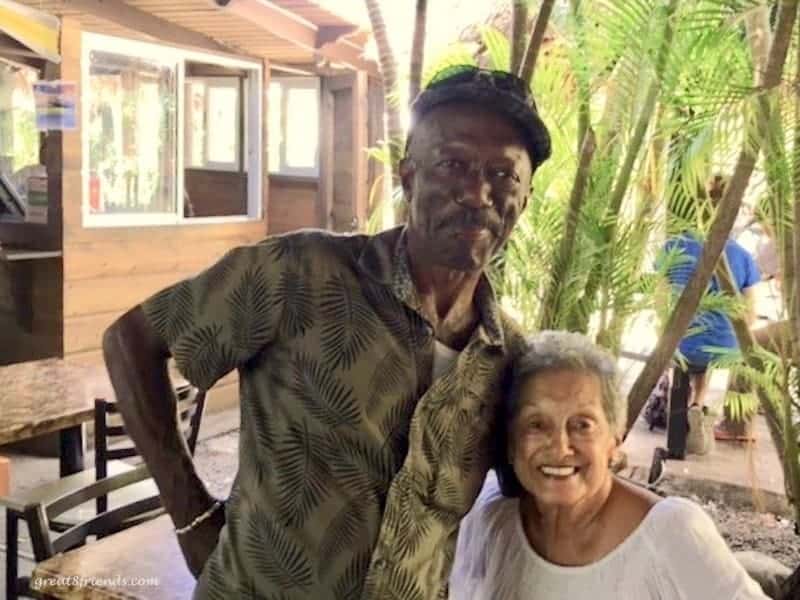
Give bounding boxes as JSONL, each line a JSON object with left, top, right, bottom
{"left": 437, "top": 159, "right": 467, "bottom": 171}
{"left": 490, "top": 168, "right": 521, "bottom": 183}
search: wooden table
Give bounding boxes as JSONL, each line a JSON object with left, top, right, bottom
{"left": 0, "top": 358, "right": 112, "bottom": 476}
{"left": 31, "top": 515, "right": 195, "bottom": 599}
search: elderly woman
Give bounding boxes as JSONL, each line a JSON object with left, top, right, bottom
{"left": 449, "top": 331, "right": 768, "bottom": 599}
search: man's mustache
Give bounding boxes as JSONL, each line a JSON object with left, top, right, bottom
{"left": 438, "top": 210, "right": 502, "bottom": 236}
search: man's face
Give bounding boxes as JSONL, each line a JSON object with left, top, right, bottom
{"left": 400, "top": 102, "right": 534, "bottom": 272}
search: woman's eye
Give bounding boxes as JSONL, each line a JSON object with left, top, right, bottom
{"left": 527, "top": 420, "right": 545, "bottom": 431}
{"left": 572, "top": 418, "right": 595, "bottom": 433}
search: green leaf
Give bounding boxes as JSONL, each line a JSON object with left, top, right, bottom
{"left": 480, "top": 26, "right": 511, "bottom": 71}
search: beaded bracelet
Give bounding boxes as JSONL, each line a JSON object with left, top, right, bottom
{"left": 175, "top": 500, "right": 224, "bottom": 536}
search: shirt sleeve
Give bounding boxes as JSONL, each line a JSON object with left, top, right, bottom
{"left": 656, "top": 499, "right": 770, "bottom": 599}
{"left": 141, "top": 239, "right": 283, "bottom": 391}
{"left": 741, "top": 248, "right": 762, "bottom": 290}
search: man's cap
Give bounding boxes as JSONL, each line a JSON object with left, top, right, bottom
{"left": 409, "top": 65, "right": 552, "bottom": 168}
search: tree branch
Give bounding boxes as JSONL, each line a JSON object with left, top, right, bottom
{"left": 408, "top": 0, "right": 428, "bottom": 102}
{"left": 511, "top": 0, "right": 529, "bottom": 75}
{"left": 519, "top": 0, "right": 556, "bottom": 83}
{"left": 364, "top": 0, "right": 404, "bottom": 171}
{"left": 538, "top": 128, "right": 597, "bottom": 329}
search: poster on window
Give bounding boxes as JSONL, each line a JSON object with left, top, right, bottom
{"left": 33, "top": 80, "right": 77, "bottom": 131}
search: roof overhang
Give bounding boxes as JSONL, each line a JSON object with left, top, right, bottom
{"left": 210, "top": 0, "right": 378, "bottom": 76}
{"left": 0, "top": 0, "right": 60, "bottom": 63}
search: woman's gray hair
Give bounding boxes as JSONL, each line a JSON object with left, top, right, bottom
{"left": 495, "top": 330, "right": 626, "bottom": 497}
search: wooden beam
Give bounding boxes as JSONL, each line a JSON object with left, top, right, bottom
{"left": 315, "top": 25, "right": 358, "bottom": 48}
{"left": 315, "top": 42, "right": 378, "bottom": 77}
{"left": 212, "top": 0, "right": 317, "bottom": 48}
{"left": 213, "top": 0, "right": 378, "bottom": 76}
{"left": 62, "top": 0, "right": 231, "bottom": 54}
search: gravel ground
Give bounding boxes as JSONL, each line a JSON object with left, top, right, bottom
{"left": 194, "top": 431, "right": 800, "bottom": 570}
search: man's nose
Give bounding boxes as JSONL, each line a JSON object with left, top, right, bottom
{"left": 457, "top": 169, "right": 492, "bottom": 209}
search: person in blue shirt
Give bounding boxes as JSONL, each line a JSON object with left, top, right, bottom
{"left": 663, "top": 175, "right": 761, "bottom": 454}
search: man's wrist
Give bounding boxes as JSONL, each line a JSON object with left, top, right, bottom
{"left": 175, "top": 500, "right": 225, "bottom": 535}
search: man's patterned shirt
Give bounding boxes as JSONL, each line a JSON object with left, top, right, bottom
{"left": 141, "top": 226, "right": 526, "bottom": 599}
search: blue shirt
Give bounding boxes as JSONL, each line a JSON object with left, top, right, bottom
{"left": 663, "top": 234, "right": 761, "bottom": 366}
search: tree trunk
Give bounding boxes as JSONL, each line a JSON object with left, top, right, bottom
{"left": 511, "top": 0, "right": 530, "bottom": 75}
{"left": 538, "top": 129, "right": 597, "bottom": 329}
{"left": 793, "top": 12, "right": 800, "bottom": 364}
{"left": 408, "top": 0, "right": 428, "bottom": 102}
{"left": 625, "top": 0, "right": 800, "bottom": 432}
{"left": 519, "top": 0, "right": 555, "bottom": 84}
{"left": 363, "top": 0, "right": 404, "bottom": 171}
{"left": 363, "top": 0, "right": 406, "bottom": 225}
{"left": 747, "top": 5, "right": 797, "bottom": 319}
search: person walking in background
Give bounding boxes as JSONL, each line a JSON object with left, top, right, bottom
{"left": 662, "top": 174, "right": 761, "bottom": 455}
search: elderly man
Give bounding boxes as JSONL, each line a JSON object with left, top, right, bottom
{"left": 102, "top": 65, "right": 551, "bottom": 599}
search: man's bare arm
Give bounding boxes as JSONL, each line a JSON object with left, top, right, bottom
{"left": 102, "top": 306, "right": 223, "bottom": 577}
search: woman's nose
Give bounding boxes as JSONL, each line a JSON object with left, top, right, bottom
{"left": 548, "top": 429, "right": 573, "bottom": 456}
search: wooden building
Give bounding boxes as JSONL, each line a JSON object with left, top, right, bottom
{"left": 0, "top": 0, "right": 383, "bottom": 409}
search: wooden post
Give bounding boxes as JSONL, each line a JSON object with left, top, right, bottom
{"left": 351, "top": 70, "right": 368, "bottom": 230}
{"left": 0, "top": 455, "right": 10, "bottom": 496}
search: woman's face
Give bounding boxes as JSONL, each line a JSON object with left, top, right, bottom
{"left": 509, "top": 368, "right": 618, "bottom": 509}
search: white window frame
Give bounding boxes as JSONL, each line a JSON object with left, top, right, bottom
{"left": 81, "top": 32, "right": 263, "bottom": 228}
{"left": 269, "top": 76, "right": 320, "bottom": 178}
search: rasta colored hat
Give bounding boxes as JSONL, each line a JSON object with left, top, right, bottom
{"left": 409, "top": 65, "right": 552, "bottom": 168}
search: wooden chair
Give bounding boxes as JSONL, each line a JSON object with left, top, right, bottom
{"left": 1, "top": 385, "right": 206, "bottom": 600}
{"left": 92, "top": 385, "right": 205, "bottom": 514}
{"left": 5, "top": 465, "right": 161, "bottom": 599}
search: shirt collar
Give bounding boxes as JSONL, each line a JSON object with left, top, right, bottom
{"left": 356, "top": 226, "right": 506, "bottom": 348}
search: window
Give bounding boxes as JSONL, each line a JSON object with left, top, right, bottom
{"left": 269, "top": 77, "right": 320, "bottom": 177}
{"left": 82, "top": 33, "right": 262, "bottom": 227}
{"left": 0, "top": 59, "right": 44, "bottom": 221}
{"left": 185, "top": 76, "right": 243, "bottom": 171}
{"left": 86, "top": 49, "right": 177, "bottom": 217}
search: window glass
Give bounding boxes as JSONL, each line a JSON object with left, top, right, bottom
{"left": 87, "top": 49, "right": 177, "bottom": 215}
{"left": 184, "top": 75, "right": 241, "bottom": 171}
{"left": 0, "top": 61, "right": 42, "bottom": 211}
{"left": 207, "top": 86, "right": 238, "bottom": 165}
{"left": 285, "top": 87, "right": 318, "bottom": 170}
{"left": 269, "top": 77, "right": 319, "bottom": 176}
{"left": 185, "top": 81, "right": 206, "bottom": 168}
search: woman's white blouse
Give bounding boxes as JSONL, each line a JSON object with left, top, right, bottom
{"left": 449, "top": 477, "right": 769, "bottom": 600}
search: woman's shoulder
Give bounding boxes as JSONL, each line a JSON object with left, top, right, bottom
{"left": 466, "top": 472, "right": 519, "bottom": 525}
{"left": 641, "top": 497, "right": 768, "bottom": 597}
{"left": 637, "top": 495, "right": 717, "bottom": 542}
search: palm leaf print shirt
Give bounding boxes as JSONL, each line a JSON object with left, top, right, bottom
{"left": 141, "top": 226, "right": 525, "bottom": 600}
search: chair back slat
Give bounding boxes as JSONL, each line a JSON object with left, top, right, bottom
{"left": 104, "top": 425, "right": 127, "bottom": 437}
{"left": 47, "top": 465, "right": 152, "bottom": 519}
{"left": 52, "top": 495, "right": 163, "bottom": 555}
{"left": 106, "top": 446, "right": 139, "bottom": 461}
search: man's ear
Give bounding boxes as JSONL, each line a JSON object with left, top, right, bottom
{"left": 399, "top": 157, "right": 415, "bottom": 200}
